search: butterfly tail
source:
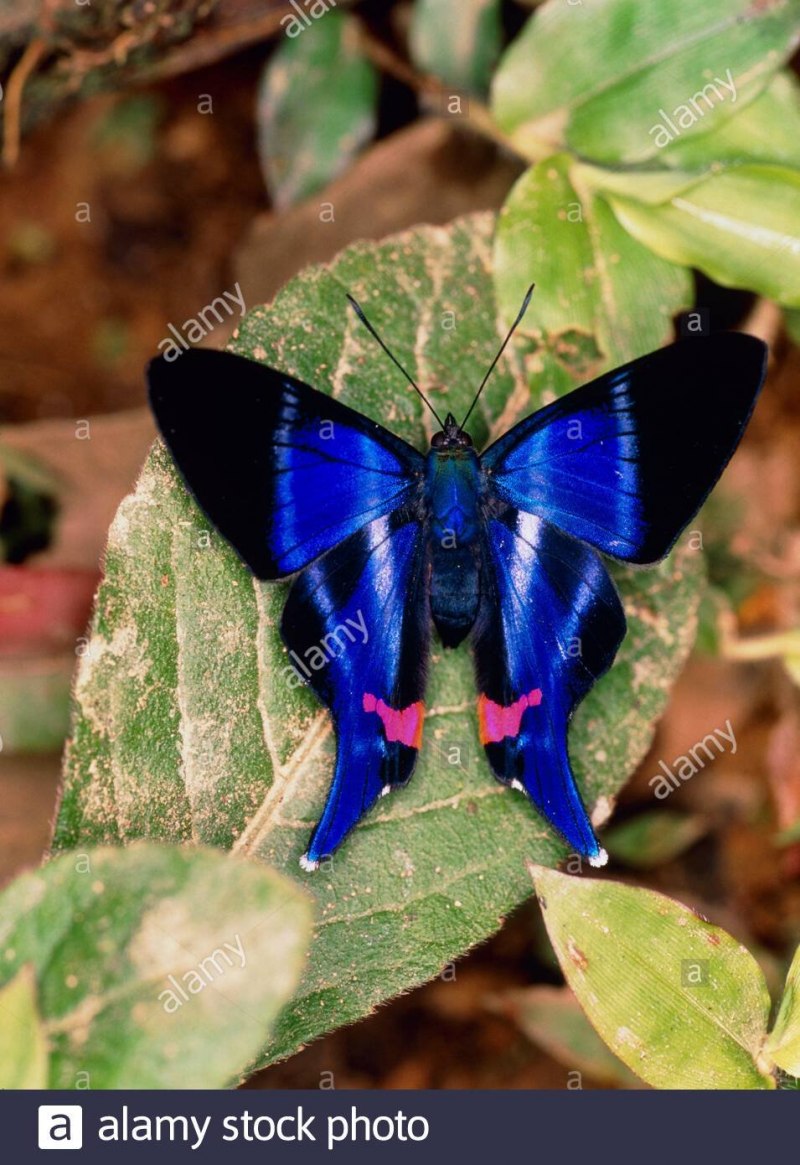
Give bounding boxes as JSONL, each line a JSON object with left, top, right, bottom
{"left": 303, "top": 724, "right": 420, "bottom": 868}
{"left": 482, "top": 730, "right": 607, "bottom": 866}
{"left": 475, "top": 509, "right": 626, "bottom": 865}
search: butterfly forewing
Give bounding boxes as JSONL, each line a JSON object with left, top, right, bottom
{"left": 148, "top": 348, "right": 424, "bottom": 579}
{"left": 482, "top": 332, "right": 767, "bottom": 565}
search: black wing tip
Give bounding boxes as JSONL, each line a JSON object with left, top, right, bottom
{"left": 680, "top": 329, "right": 769, "bottom": 369}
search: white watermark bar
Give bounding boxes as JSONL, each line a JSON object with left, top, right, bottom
{"left": 7, "top": 1090, "right": 795, "bottom": 1161}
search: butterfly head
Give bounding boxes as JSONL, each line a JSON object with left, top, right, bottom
{"left": 431, "top": 413, "right": 473, "bottom": 450}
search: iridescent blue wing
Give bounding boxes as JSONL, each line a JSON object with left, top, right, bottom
{"left": 147, "top": 348, "right": 424, "bottom": 578}
{"left": 474, "top": 509, "right": 625, "bottom": 864}
{"left": 281, "top": 510, "right": 429, "bottom": 867}
{"left": 482, "top": 333, "right": 767, "bottom": 564}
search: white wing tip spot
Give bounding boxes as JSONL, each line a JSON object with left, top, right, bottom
{"left": 299, "top": 853, "right": 319, "bottom": 872}
{"left": 588, "top": 848, "right": 609, "bottom": 869}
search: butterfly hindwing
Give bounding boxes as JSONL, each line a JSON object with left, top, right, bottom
{"left": 148, "top": 348, "right": 424, "bottom": 579}
{"left": 482, "top": 332, "right": 767, "bottom": 564}
{"left": 474, "top": 507, "right": 626, "bottom": 864}
{"left": 281, "top": 509, "right": 430, "bottom": 866}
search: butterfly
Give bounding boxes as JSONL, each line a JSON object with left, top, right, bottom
{"left": 148, "top": 285, "right": 767, "bottom": 871}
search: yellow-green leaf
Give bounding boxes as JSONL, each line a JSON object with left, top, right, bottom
{"left": 0, "top": 966, "right": 48, "bottom": 1089}
{"left": 530, "top": 865, "right": 776, "bottom": 1089}
{"left": 608, "top": 164, "right": 800, "bottom": 307}
{"left": 766, "top": 946, "right": 800, "bottom": 1075}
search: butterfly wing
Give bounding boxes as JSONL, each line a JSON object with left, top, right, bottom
{"left": 474, "top": 508, "right": 625, "bottom": 864}
{"left": 281, "top": 510, "right": 429, "bottom": 867}
{"left": 482, "top": 332, "right": 767, "bottom": 564}
{"left": 148, "top": 348, "right": 424, "bottom": 578}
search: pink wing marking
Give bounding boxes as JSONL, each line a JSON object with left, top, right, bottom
{"left": 363, "top": 692, "right": 425, "bottom": 750}
{"left": 478, "top": 689, "right": 543, "bottom": 745}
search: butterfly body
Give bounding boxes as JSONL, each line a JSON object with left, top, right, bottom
{"left": 426, "top": 418, "right": 485, "bottom": 647}
{"left": 149, "top": 321, "right": 767, "bottom": 871}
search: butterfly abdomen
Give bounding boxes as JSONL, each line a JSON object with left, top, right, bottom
{"left": 426, "top": 447, "right": 483, "bottom": 648}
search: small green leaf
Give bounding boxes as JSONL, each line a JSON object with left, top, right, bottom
{"left": 494, "top": 155, "right": 691, "bottom": 371}
{"left": 608, "top": 164, "right": 800, "bottom": 307}
{"left": 500, "top": 985, "right": 641, "bottom": 1087}
{"left": 661, "top": 71, "right": 800, "bottom": 170}
{"left": 768, "top": 946, "right": 800, "bottom": 1075}
{"left": 257, "top": 12, "right": 378, "bottom": 209}
{"left": 530, "top": 865, "right": 776, "bottom": 1089}
{"left": 0, "top": 844, "right": 313, "bottom": 1088}
{"left": 0, "top": 966, "right": 48, "bottom": 1089}
{"left": 409, "top": 0, "right": 502, "bottom": 94}
{"left": 604, "top": 810, "right": 707, "bottom": 869}
{"left": 723, "top": 628, "right": 800, "bottom": 688}
{"left": 55, "top": 215, "right": 705, "bottom": 1068}
{"left": 0, "top": 658, "right": 72, "bottom": 753}
{"left": 491, "top": 0, "right": 800, "bottom": 164}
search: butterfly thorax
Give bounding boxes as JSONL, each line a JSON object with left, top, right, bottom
{"left": 425, "top": 429, "right": 483, "bottom": 649}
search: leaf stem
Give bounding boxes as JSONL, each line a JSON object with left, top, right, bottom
{"left": 356, "top": 24, "right": 524, "bottom": 160}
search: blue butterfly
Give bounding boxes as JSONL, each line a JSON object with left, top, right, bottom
{"left": 148, "top": 287, "right": 766, "bottom": 870}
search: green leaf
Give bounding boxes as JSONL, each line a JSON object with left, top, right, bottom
{"left": 409, "top": 0, "right": 502, "bottom": 94}
{"left": 491, "top": 0, "right": 800, "bottom": 164}
{"left": 608, "top": 163, "right": 800, "bottom": 307}
{"left": 661, "top": 71, "right": 800, "bottom": 170}
{"left": 0, "top": 966, "right": 48, "bottom": 1089}
{"left": 786, "top": 307, "right": 800, "bottom": 345}
{"left": 499, "top": 985, "right": 642, "bottom": 1087}
{"left": 54, "top": 214, "right": 705, "bottom": 1068}
{"left": 767, "top": 946, "right": 800, "bottom": 1074}
{"left": 0, "top": 659, "right": 72, "bottom": 753}
{"left": 257, "top": 12, "right": 378, "bottom": 210}
{"left": 0, "top": 844, "right": 312, "bottom": 1088}
{"left": 494, "top": 156, "right": 692, "bottom": 372}
{"left": 530, "top": 865, "right": 776, "bottom": 1089}
{"left": 603, "top": 810, "right": 707, "bottom": 869}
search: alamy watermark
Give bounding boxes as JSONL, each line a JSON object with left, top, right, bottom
{"left": 648, "top": 719, "right": 736, "bottom": 799}
{"left": 283, "top": 608, "right": 368, "bottom": 688}
{"left": 157, "top": 282, "right": 246, "bottom": 361}
{"left": 158, "top": 934, "right": 246, "bottom": 1013}
{"left": 649, "top": 68, "right": 737, "bottom": 149}
{"left": 281, "top": 0, "right": 337, "bottom": 38}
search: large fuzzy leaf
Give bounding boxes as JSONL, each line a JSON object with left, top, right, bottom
{"left": 54, "top": 214, "right": 704, "bottom": 1067}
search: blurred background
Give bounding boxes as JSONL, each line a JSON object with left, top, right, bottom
{"left": 1, "top": 0, "right": 799, "bottom": 1088}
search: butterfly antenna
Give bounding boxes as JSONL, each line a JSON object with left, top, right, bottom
{"left": 460, "top": 283, "right": 535, "bottom": 432}
{"left": 346, "top": 294, "right": 446, "bottom": 429}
